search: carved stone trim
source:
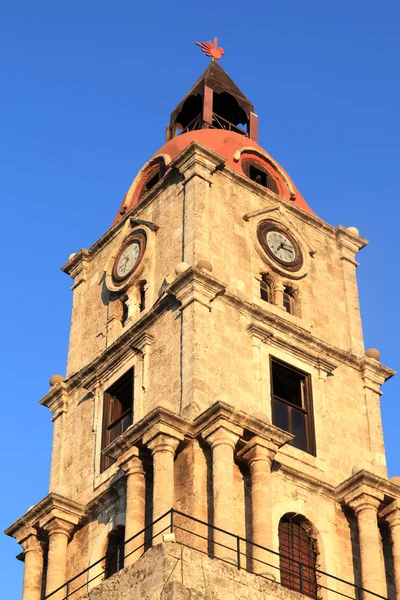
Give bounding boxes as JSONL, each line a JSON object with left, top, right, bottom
{"left": 5, "top": 493, "right": 86, "bottom": 542}
{"left": 166, "top": 267, "right": 226, "bottom": 311}
{"left": 336, "top": 470, "right": 399, "bottom": 505}
{"left": 40, "top": 382, "right": 69, "bottom": 418}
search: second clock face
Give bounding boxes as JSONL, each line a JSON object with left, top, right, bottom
{"left": 116, "top": 242, "right": 140, "bottom": 278}
{"left": 266, "top": 230, "right": 296, "bottom": 264}
{"left": 257, "top": 221, "right": 303, "bottom": 271}
{"left": 112, "top": 232, "right": 146, "bottom": 285}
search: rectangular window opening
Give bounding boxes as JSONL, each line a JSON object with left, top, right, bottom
{"left": 101, "top": 369, "right": 134, "bottom": 472}
{"left": 271, "top": 359, "right": 315, "bottom": 455}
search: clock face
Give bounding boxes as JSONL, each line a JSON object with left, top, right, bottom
{"left": 266, "top": 231, "right": 296, "bottom": 263}
{"left": 112, "top": 232, "right": 146, "bottom": 284}
{"left": 116, "top": 242, "right": 140, "bottom": 278}
{"left": 257, "top": 222, "right": 303, "bottom": 271}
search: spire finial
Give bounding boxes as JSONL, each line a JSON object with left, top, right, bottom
{"left": 195, "top": 37, "right": 225, "bottom": 62}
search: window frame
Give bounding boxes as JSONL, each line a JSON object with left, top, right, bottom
{"left": 101, "top": 369, "right": 134, "bottom": 472}
{"left": 279, "top": 515, "right": 319, "bottom": 598}
{"left": 242, "top": 159, "right": 279, "bottom": 194}
{"left": 260, "top": 274, "right": 273, "bottom": 304}
{"left": 105, "top": 526, "right": 125, "bottom": 579}
{"left": 283, "top": 287, "right": 296, "bottom": 315}
{"left": 269, "top": 357, "right": 316, "bottom": 456}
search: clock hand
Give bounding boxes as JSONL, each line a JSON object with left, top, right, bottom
{"left": 281, "top": 245, "right": 293, "bottom": 253}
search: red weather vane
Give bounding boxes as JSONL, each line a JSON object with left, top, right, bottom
{"left": 195, "top": 37, "right": 225, "bottom": 62}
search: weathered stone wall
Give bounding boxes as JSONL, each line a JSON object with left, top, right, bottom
{"left": 38, "top": 143, "right": 391, "bottom": 597}
{"left": 76, "top": 542, "right": 356, "bottom": 600}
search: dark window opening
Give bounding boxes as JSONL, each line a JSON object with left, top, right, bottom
{"left": 105, "top": 527, "right": 125, "bottom": 579}
{"left": 279, "top": 515, "right": 319, "bottom": 598}
{"left": 139, "top": 281, "right": 146, "bottom": 312}
{"left": 139, "top": 160, "right": 166, "bottom": 200}
{"left": 101, "top": 370, "right": 134, "bottom": 472}
{"left": 283, "top": 287, "right": 295, "bottom": 315}
{"left": 271, "top": 359, "right": 315, "bottom": 455}
{"left": 242, "top": 160, "right": 279, "bottom": 194}
{"left": 260, "top": 276, "right": 272, "bottom": 303}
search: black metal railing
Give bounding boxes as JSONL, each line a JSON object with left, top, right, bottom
{"left": 43, "top": 509, "right": 389, "bottom": 600}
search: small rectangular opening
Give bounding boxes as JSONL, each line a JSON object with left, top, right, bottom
{"left": 271, "top": 359, "right": 315, "bottom": 455}
{"left": 101, "top": 369, "right": 134, "bottom": 472}
{"left": 249, "top": 165, "right": 268, "bottom": 187}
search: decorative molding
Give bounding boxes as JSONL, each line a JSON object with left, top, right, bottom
{"left": 5, "top": 493, "right": 86, "bottom": 542}
{"left": 166, "top": 267, "right": 227, "bottom": 311}
{"left": 103, "top": 406, "right": 193, "bottom": 461}
{"left": 243, "top": 204, "right": 281, "bottom": 221}
{"left": 40, "top": 382, "right": 69, "bottom": 418}
{"left": 336, "top": 470, "right": 399, "bottom": 506}
{"left": 246, "top": 322, "right": 338, "bottom": 374}
{"left": 61, "top": 249, "right": 90, "bottom": 288}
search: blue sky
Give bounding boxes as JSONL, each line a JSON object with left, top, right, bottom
{"left": 1, "top": 1, "right": 399, "bottom": 597}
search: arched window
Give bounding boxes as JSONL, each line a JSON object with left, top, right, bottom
{"left": 242, "top": 159, "right": 279, "bottom": 194}
{"left": 260, "top": 274, "right": 272, "bottom": 304}
{"left": 138, "top": 160, "right": 166, "bottom": 200}
{"left": 105, "top": 526, "right": 125, "bottom": 579}
{"left": 283, "top": 286, "right": 295, "bottom": 315}
{"left": 279, "top": 515, "right": 319, "bottom": 598}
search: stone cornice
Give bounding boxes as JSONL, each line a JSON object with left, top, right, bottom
{"left": 336, "top": 226, "right": 368, "bottom": 263}
{"left": 5, "top": 493, "right": 86, "bottom": 541}
{"left": 103, "top": 407, "right": 193, "bottom": 460}
{"left": 193, "top": 400, "right": 290, "bottom": 445}
{"left": 166, "top": 267, "right": 227, "bottom": 311}
{"left": 40, "top": 381, "right": 69, "bottom": 417}
{"left": 336, "top": 470, "right": 400, "bottom": 505}
{"left": 360, "top": 356, "right": 395, "bottom": 392}
{"left": 61, "top": 249, "right": 90, "bottom": 285}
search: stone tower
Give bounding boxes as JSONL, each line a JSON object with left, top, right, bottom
{"left": 6, "top": 57, "right": 400, "bottom": 600}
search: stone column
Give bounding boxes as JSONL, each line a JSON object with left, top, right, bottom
{"left": 381, "top": 500, "right": 400, "bottom": 599}
{"left": 240, "top": 437, "right": 276, "bottom": 576}
{"left": 20, "top": 532, "right": 44, "bottom": 600}
{"left": 145, "top": 431, "right": 181, "bottom": 543}
{"left": 119, "top": 447, "right": 145, "bottom": 566}
{"left": 203, "top": 421, "right": 242, "bottom": 562}
{"left": 347, "top": 492, "right": 385, "bottom": 599}
{"left": 43, "top": 519, "right": 74, "bottom": 600}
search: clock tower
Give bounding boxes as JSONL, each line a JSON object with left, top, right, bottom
{"left": 6, "top": 47, "right": 399, "bottom": 600}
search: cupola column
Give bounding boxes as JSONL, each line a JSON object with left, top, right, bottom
{"left": 380, "top": 500, "right": 400, "bottom": 599}
{"left": 203, "top": 420, "right": 243, "bottom": 562}
{"left": 119, "top": 447, "right": 146, "bottom": 566}
{"left": 42, "top": 518, "right": 75, "bottom": 600}
{"left": 346, "top": 491, "right": 385, "bottom": 599}
{"left": 144, "top": 426, "right": 183, "bottom": 543}
{"left": 20, "top": 532, "right": 44, "bottom": 600}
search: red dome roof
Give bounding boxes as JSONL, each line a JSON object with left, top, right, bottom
{"left": 112, "top": 130, "right": 314, "bottom": 226}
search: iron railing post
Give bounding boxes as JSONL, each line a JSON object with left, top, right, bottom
{"left": 356, "top": 585, "right": 363, "bottom": 600}
{"left": 170, "top": 508, "right": 174, "bottom": 534}
{"left": 65, "top": 581, "right": 70, "bottom": 600}
{"left": 236, "top": 536, "right": 241, "bottom": 570}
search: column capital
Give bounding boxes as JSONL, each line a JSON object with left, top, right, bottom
{"left": 145, "top": 432, "right": 180, "bottom": 455}
{"left": 237, "top": 436, "right": 276, "bottom": 466}
{"left": 344, "top": 486, "right": 384, "bottom": 515}
{"left": 380, "top": 500, "right": 400, "bottom": 527}
{"left": 202, "top": 418, "right": 243, "bottom": 450}
{"left": 143, "top": 422, "right": 184, "bottom": 454}
{"left": 118, "top": 446, "right": 145, "bottom": 477}
{"left": 40, "top": 517, "right": 76, "bottom": 539}
{"left": 20, "top": 531, "right": 43, "bottom": 555}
